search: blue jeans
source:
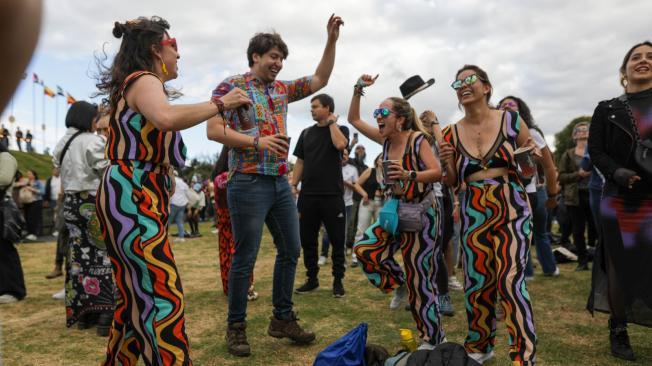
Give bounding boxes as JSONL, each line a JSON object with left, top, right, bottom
{"left": 321, "top": 204, "right": 353, "bottom": 257}
{"left": 526, "top": 187, "right": 558, "bottom": 275}
{"left": 169, "top": 204, "right": 186, "bottom": 238}
{"left": 227, "top": 173, "right": 300, "bottom": 323}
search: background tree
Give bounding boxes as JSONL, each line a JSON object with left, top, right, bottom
{"left": 553, "top": 116, "right": 592, "bottom": 163}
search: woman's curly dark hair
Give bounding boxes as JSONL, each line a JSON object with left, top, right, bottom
{"left": 94, "top": 16, "right": 172, "bottom": 108}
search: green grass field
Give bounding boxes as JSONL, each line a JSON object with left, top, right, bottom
{"left": 1, "top": 222, "right": 651, "bottom": 365}
{"left": 8, "top": 149, "right": 54, "bottom": 180}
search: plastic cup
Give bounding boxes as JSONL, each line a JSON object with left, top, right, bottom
{"left": 514, "top": 146, "right": 536, "bottom": 178}
{"left": 382, "top": 160, "right": 400, "bottom": 185}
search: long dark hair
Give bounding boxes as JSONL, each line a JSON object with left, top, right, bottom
{"left": 94, "top": 16, "right": 171, "bottom": 108}
{"left": 620, "top": 41, "right": 652, "bottom": 89}
{"left": 455, "top": 64, "right": 493, "bottom": 104}
{"left": 497, "top": 95, "right": 544, "bottom": 137}
{"left": 211, "top": 145, "right": 230, "bottom": 180}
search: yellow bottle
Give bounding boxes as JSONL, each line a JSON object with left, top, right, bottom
{"left": 399, "top": 328, "right": 418, "bottom": 352}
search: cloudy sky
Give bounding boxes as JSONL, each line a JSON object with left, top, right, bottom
{"left": 2, "top": 0, "right": 649, "bottom": 162}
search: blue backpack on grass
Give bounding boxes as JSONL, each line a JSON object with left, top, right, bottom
{"left": 314, "top": 323, "right": 368, "bottom": 366}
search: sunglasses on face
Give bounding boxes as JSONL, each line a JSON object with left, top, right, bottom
{"left": 451, "top": 74, "right": 479, "bottom": 90}
{"left": 373, "top": 108, "right": 394, "bottom": 119}
{"left": 500, "top": 101, "right": 518, "bottom": 110}
{"left": 160, "top": 37, "right": 178, "bottom": 51}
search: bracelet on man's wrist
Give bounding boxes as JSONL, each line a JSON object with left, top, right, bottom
{"left": 252, "top": 136, "right": 260, "bottom": 151}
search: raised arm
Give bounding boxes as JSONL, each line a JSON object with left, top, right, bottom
{"left": 310, "top": 14, "right": 344, "bottom": 92}
{"left": 347, "top": 74, "right": 383, "bottom": 145}
{"left": 129, "top": 75, "right": 252, "bottom": 132}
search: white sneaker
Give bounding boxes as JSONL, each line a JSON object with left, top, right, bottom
{"left": 389, "top": 285, "right": 407, "bottom": 310}
{"left": 52, "top": 288, "right": 65, "bottom": 300}
{"left": 173, "top": 238, "right": 186, "bottom": 243}
{"left": 52, "top": 231, "right": 59, "bottom": 237}
{"left": 525, "top": 275, "right": 535, "bottom": 282}
{"left": 351, "top": 253, "right": 358, "bottom": 265}
{"left": 211, "top": 228, "right": 219, "bottom": 234}
{"left": 448, "top": 277, "right": 463, "bottom": 291}
{"left": 0, "top": 294, "right": 18, "bottom": 304}
{"left": 317, "top": 255, "right": 327, "bottom": 266}
{"left": 468, "top": 350, "right": 494, "bottom": 364}
{"left": 25, "top": 234, "right": 38, "bottom": 241}
{"left": 545, "top": 266, "right": 561, "bottom": 277}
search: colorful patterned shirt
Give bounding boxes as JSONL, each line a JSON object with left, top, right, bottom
{"left": 212, "top": 72, "right": 313, "bottom": 176}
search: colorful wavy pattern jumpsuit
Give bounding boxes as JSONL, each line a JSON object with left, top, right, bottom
{"left": 354, "top": 132, "right": 445, "bottom": 345}
{"left": 442, "top": 110, "right": 536, "bottom": 365}
{"left": 96, "top": 71, "right": 191, "bottom": 365}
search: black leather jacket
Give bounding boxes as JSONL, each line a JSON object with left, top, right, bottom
{"left": 588, "top": 96, "right": 652, "bottom": 197}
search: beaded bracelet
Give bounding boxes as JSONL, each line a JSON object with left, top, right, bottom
{"left": 211, "top": 97, "right": 227, "bottom": 135}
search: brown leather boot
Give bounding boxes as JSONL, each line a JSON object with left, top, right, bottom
{"left": 226, "top": 322, "right": 251, "bottom": 357}
{"left": 267, "top": 312, "right": 315, "bottom": 344}
{"left": 45, "top": 266, "right": 63, "bottom": 279}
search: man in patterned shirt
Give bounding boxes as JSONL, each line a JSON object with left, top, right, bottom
{"left": 207, "top": 14, "right": 344, "bottom": 357}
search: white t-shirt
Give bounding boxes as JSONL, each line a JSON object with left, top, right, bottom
{"left": 49, "top": 175, "right": 61, "bottom": 201}
{"left": 525, "top": 128, "right": 547, "bottom": 193}
{"left": 170, "top": 177, "right": 189, "bottom": 206}
{"left": 342, "top": 163, "right": 359, "bottom": 206}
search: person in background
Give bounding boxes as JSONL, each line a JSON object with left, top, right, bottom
{"left": 0, "top": 143, "right": 26, "bottom": 304}
{"left": 346, "top": 144, "right": 368, "bottom": 253}
{"left": 15, "top": 127, "right": 23, "bottom": 152}
{"left": 291, "top": 93, "right": 349, "bottom": 297}
{"left": 185, "top": 182, "right": 202, "bottom": 238}
{"left": 25, "top": 130, "right": 33, "bottom": 153}
{"left": 558, "top": 121, "right": 596, "bottom": 271}
{"left": 169, "top": 171, "right": 189, "bottom": 243}
{"left": 588, "top": 40, "right": 652, "bottom": 362}
{"left": 213, "top": 146, "right": 258, "bottom": 301}
{"left": 44, "top": 167, "right": 65, "bottom": 279}
{"left": 54, "top": 100, "right": 114, "bottom": 336}
{"left": 15, "top": 169, "right": 44, "bottom": 241}
{"left": 498, "top": 96, "right": 560, "bottom": 278}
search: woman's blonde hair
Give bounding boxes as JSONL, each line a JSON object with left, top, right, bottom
{"left": 387, "top": 97, "right": 434, "bottom": 143}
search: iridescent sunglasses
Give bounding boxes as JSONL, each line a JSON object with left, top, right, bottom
{"left": 451, "top": 74, "right": 480, "bottom": 90}
{"left": 373, "top": 108, "right": 395, "bottom": 119}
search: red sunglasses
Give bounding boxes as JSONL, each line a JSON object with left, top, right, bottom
{"left": 160, "top": 38, "right": 177, "bottom": 50}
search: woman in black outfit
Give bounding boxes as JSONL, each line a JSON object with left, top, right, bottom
{"left": 588, "top": 40, "right": 652, "bottom": 362}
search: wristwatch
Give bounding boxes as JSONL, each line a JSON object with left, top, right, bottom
{"left": 408, "top": 170, "right": 417, "bottom": 181}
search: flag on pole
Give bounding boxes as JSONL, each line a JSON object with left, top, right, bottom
{"left": 33, "top": 73, "right": 40, "bottom": 84}
{"left": 44, "top": 86, "right": 56, "bottom": 98}
{"left": 56, "top": 86, "right": 64, "bottom": 96}
{"left": 66, "top": 93, "right": 77, "bottom": 105}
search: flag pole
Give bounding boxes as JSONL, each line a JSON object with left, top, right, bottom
{"left": 42, "top": 90, "right": 45, "bottom": 153}
{"left": 32, "top": 80, "right": 36, "bottom": 145}
{"left": 55, "top": 96, "right": 58, "bottom": 143}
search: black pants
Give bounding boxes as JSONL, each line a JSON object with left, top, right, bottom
{"left": 0, "top": 240, "right": 26, "bottom": 299}
{"left": 24, "top": 199, "right": 43, "bottom": 236}
{"left": 298, "top": 194, "right": 346, "bottom": 280}
{"left": 435, "top": 194, "right": 452, "bottom": 294}
{"left": 568, "top": 189, "right": 597, "bottom": 264}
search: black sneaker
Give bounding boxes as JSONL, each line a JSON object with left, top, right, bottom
{"left": 268, "top": 312, "right": 315, "bottom": 344}
{"left": 575, "top": 262, "right": 589, "bottom": 271}
{"left": 226, "top": 322, "right": 251, "bottom": 357}
{"left": 333, "top": 278, "right": 345, "bottom": 298}
{"left": 295, "top": 278, "right": 319, "bottom": 294}
{"left": 609, "top": 320, "right": 635, "bottom": 361}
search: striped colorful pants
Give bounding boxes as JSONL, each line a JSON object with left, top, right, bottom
{"left": 97, "top": 162, "right": 191, "bottom": 366}
{"left": 354, "top": 206, "right": 445, "bottom": 345}
{"left": 461, "top": 177, "right": 536, "bottom": 365}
